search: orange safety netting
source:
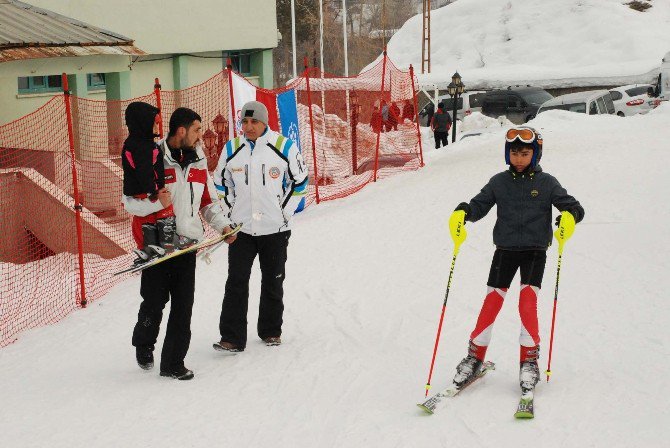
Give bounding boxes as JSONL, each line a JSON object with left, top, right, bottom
{"left": 0, "top": 57, "right": 422, "bottom": 347}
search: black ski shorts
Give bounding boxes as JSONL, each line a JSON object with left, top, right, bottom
{"left": 486, "top": 249, "right": 547, "bottom": 289}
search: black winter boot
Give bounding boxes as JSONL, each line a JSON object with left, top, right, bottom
{"left": 136, "top": 346, "right": 154, "bottom": 370}
{"left": 133, "top": 223, "right": 165, "bottom": 263}
{"left": 157, "top": 217, "right": 176, "bottom": 253}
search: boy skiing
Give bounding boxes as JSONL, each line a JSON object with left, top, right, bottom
{"left": 449, "top": 126, "right": 584, "bottom": 397}
{"left": 122, "top": 102, "right": 176, "bottom": 264}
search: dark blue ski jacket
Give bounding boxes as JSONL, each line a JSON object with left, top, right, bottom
{"left": 464, "top": 165, "right": 584, "bottom": 250}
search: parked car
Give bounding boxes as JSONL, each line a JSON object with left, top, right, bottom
{"left": 537, "top": 90, "right": 615, "bottom": 116}
{"left": 608, "top": 84, "right": 653, "bottom": 116}
{"left": 480, "top": 87, "right": 553, "bottom": 124}
{"left": 647, "top": 50, "right": 670, "bottom": 106}
{"left": 418, "top": 90, "right": 486, "bottom": 125}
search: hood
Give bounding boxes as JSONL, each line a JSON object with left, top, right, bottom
{"left": 125, "top": 102, "right": 160, "bottom": 140}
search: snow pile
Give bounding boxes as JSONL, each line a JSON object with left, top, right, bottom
{"left": 459, "top": 111, "right": 512, "bottom": 132}
{"left": 369, "top": 0, "right": 670, "bottom": 89}
{"left": 1, "top": 110, "right": 669, "bottom": 446}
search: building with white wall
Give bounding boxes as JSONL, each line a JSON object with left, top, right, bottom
{"left": 0, "top": 0, "right": 278, "bottom": 124}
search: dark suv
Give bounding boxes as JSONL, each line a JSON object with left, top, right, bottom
{"left": 481, "top": 87, "right": 553, "bottom": 124}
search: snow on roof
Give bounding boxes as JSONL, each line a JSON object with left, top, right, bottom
{"left": 367, "top": 0, "right": 670, "bottom": 90}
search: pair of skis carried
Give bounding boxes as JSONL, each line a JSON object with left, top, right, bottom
{"left": 416, "top": 362, "right": 534, "bottom": 418}
{"left": 113, "top": 223, "right": 242, "bottom": 276}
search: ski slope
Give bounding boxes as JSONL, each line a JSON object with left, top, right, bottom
{"left": 2, "top": 105, "right": 669, "bottom": 447}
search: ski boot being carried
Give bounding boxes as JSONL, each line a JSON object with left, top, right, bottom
{"left": 175, "top": 234, "right": 198, "bottom": 250}
{"left": 132, "top": 223, "right": 166, "bottom": 265}
{"left": 157, "top": 216, "right": 176, "bottom": 253}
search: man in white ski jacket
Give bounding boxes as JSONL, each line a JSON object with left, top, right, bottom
{"left": 123, "top": 107, "right": 235, "bottom": 380}
{"left": 212, "top": 100, "right": 308, "bottom": 352}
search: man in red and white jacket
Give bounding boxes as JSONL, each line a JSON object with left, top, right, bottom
{"left": 122, "top": 107, "right": 235, "bottom": 380}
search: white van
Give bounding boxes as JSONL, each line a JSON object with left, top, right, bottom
{"left": 647, "top": 51, "right": 670, "bottom": 105}
{"left": 537, "top": 90, "right": 615, "bottom": 115}
{"left": 419, "top": 91, "right": 486, "bottom": 125}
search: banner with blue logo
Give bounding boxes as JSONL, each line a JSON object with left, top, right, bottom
{"left": 277, "top": 89, "right": 301, "bottom": 152}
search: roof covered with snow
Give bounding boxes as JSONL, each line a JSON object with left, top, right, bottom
{"left": 368, "top": 0, "right": 670, "bottom": 90}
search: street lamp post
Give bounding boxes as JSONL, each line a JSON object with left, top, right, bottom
{"left": 448, "top": 72, "right": 465, "bottom": 143}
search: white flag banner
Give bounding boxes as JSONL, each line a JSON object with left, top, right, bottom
{"left": 228, "top": 72, "right": 257, "bottom": 140}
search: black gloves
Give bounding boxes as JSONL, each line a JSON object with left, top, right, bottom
{"left": 455, "top": 202, "right": 471, "bottom": 217}
{"left": 555, "top": 207, "right": 584, "bottom": 226}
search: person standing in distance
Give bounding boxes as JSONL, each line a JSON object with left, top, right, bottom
{"left": 212, "top": 101, "right": 308, "bottom": 352}
{"left": 123, "top": 107, "right": 237, "bottom": 380}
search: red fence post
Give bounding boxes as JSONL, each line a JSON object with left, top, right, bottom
{"left": 61, "top": 73, "right": 87, "bottom": 308}
{"left": 227, "top": 59, "right": 238, "bottom": 138}
{"left": 409, "top": 65, "right": 424, "bottom": 167}
{"left": 304, "top": 57, "right": 321, "bottom": 204}
{"left": 153, "top": 78, "right": 164, "bottom": 139}
{"left": 373, "top": 49, "right": 388, "bottom": 182}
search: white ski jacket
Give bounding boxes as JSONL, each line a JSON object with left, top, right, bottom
{"left": 213, "top": 129, "right": 308, "bottom": 236}
{"left": 122, "top": 139, "right": 231, "bottom": 242}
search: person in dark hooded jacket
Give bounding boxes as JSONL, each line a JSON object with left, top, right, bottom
{"left": 446, "top": 126, "right": 584, "bottom": 397}
{"left": 122, "top": 102, "right": 175, "bottom": 261}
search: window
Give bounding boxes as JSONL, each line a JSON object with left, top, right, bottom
{"left": 540, "top": 103, "right": 587, "bottom": 114}
{"left": 17, "top": 75, "right": 62, "bottom": 94}
{"left": 589, "top": 102, "right": 598, "bottom": 115}
{"left": 87, "top": 73, "right": 106, "bottom": 91}
{"left": 596, "top": 97, "right": 606, "bottom": 114}
{"left": 604, "top": 95, "right": 615, "bottom": 114}
{"left": 609, "top": 91, "right": 623, "bottom": 101}
{"left": 624, "top": 86, "right": 649, "bottom": 97}
{"left": 507, "top": 95, "right": 521, "bottom": 108}
{"left": 224, "top": 51, "right": 252, "bottom": 75}
{"left": 441, "top": 97, "right": 463, "bottom": 110}
{"left": 519, "top": 90, "right": 553, "bottom": 105}
{"left": 467, "top": 93, "right": 487, "bottom": 108}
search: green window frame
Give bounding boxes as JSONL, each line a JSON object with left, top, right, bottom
{"left": 87, "top": 73, "right": 106, "bottom": 91}
{"left": 17, "top": 75, "right": 63, "bottom": 94}
{"left": 224, "top": 51, "right": 252, "bottom": 75}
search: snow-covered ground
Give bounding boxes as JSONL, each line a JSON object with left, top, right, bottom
{"left": 370, "top": 0, "right": 670, "bottom": 89}
{"left": 2, "top": 103, "right": 669, "bottom": 447}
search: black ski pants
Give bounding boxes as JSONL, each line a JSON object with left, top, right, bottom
{"left": 434, "top": 131, "right": 449, "bottom": 148}
{"left": 132, "top": 253, "right": 196, "bottom": 372}
{"left": 219, "top": 231, "right": 290, "bottom": 348}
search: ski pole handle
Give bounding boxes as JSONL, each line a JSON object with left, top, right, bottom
{"left": 554, "top": 211, "right": 576, "bottom": 254}
{"left": 449, "top": 210, "right": 467, "bottom": 253}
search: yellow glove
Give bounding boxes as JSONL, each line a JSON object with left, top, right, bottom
{"left": 449, "top": 210, "right": 467, "bottom": 253}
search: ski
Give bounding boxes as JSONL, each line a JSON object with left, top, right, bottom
{"left": 514, "top": 391, "right": 535, "bottom": 419}
{"left": 113, "top": 223, "right": 242, "bottom": 275}
{"left": 417, "top": 361, "right": 495, "bottom": 414}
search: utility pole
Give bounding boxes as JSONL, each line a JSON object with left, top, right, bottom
{"left": 421, "top": 0, "right": 431, "bottom": 74}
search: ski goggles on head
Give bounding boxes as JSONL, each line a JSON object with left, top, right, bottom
{"left": 505, "top": 127, "right": 538, "bottom": 144}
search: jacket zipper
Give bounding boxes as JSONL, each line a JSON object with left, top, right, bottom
{"left": 244, "top": 164, "right": 249, "bottom": 185}
{"left": 190, "top": 182, "right": 194, "bottom": 217}
{"left": 262, "top": 164, "right": 266, "bottom": 185}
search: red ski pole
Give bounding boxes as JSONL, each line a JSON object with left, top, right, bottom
{"left": 424, "top": 211, "right": 467, "bottom": 396}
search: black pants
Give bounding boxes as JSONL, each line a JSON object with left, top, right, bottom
{"left": 434, "top": 131, "right": 449, "bottom": 148}
{"left": 132, "top": 253, "right": 196, "bottom": 372}
{"left": 219, "top": 231, "right": 290, "bottom": 348}
{"left": 487, "top": 249, "right": 547, "bottom": 289}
